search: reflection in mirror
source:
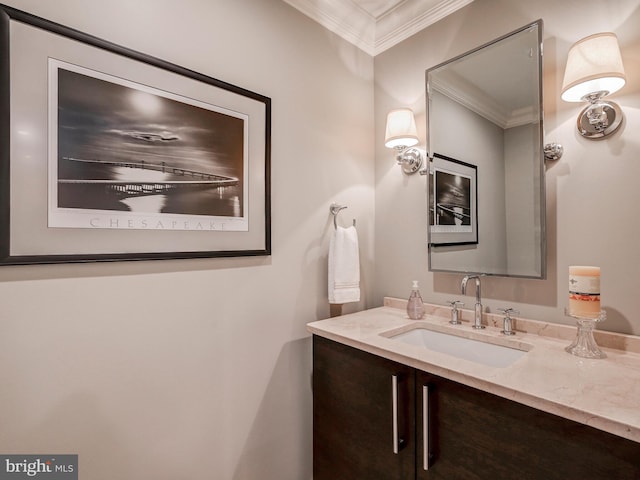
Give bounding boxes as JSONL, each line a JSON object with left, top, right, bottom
{"left": 426, "top": 20, "right": 545, "bottom": 279}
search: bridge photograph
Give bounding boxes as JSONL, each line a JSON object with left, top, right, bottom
{"left": 430, "top": 169, "right": 472, "bottom": 226}
{"left": 53, "top": 63, "right": 245, "bottom": 223}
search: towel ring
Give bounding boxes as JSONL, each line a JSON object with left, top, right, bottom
{"left": 330, "top": 203, "right": 356, "bottom": 229}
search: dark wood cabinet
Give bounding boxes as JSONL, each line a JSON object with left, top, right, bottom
{"left": 416, "top": 371, "right": 640, "bottom": 479}
{"left": 313, "top": 335, "right": 415, "bottom": 479}
{"left": 314, "top": 335, "right": 640, "bottom": 480}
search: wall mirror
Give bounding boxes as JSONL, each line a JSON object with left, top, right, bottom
{"left": 426, "top": 19, "right": 545, "bottom": 279}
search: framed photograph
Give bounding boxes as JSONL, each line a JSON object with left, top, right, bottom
{"left": 428, "top": 153, "right": 478, "bottom": 246}
{"left": 0, "top": 5, "right": 271, "bottom": 265}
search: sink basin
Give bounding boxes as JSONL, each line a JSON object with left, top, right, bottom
{"left": 388, "top": 327, "right": 528, "bottom": 368}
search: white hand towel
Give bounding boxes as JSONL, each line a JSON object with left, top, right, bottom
{"left": 328, "top": 225, "right": 360, "bottom": 304}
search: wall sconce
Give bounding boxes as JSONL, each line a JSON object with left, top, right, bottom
{"left": 384, "top": 108, "right": 424, "bottom": 174}
{"left": 561, "top": 32, "right": 626, "bottom": 139}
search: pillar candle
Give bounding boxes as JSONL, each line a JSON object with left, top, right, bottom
{"left": 569, "top": 266, "right": 600, "bottom": 318}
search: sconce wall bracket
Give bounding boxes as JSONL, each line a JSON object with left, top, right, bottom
{"left": 577, "top": 97, "right": 623, "bottom": 139}
{"left": 395, "top": 147, "right": 424, "bottom": 174}
{"left": 544, "top": 143, "right": 564, "bottom": 162}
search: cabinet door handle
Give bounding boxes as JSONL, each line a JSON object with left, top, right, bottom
{"left": 392, "top": 374, "right": 399, "bottom": 454}
{"left": 423, "top": 385, "right": 430, "bottom": 470}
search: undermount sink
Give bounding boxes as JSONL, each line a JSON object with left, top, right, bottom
{"left": 387, "top": 327, "right": 529, "bottom": 368}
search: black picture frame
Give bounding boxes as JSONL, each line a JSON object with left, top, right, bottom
{"left": 0, "top": 4, "right": 271, "bottom": 265}
{"left": 428, "top": 153, "right": 478, "bottom": 246}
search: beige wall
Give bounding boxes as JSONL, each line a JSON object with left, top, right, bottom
{"left": 0, "top": 1, "right": 374, "bottom": 478}
{"left": 374, "top": 0, "right": 640, "bottom": 335}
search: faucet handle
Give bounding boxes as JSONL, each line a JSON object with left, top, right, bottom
{"left": 498, "top": 308, "right": 520, "bottom": 335}
{"left": 446, "top": 300, "right": 464, "bottom": 325}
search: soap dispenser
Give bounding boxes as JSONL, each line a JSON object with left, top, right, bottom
{"left": 407, "top": 280, "right": 425, "bottom": 320}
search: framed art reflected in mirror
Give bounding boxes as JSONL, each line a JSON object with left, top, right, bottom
{"left": 428, "top": 153, "right": 478, "bottom": 246}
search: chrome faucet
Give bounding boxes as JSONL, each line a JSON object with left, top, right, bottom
{"left": 446, "top": 300, "right": 464, "bottom": 325}
{"left": 498, "top": 308, "right": 519, "bottom": 336}
{"left": 461, "top": 275, "right": 485, "bottom": 329}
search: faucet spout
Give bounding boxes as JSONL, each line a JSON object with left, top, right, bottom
{"left": 461, "top": 275, "right": 481, "bottom": 302}
{"left": 461, "top": 275, "right": 485, "bottom": 329}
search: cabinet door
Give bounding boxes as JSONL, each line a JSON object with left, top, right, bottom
{"left": 416, "top": 370, "right": 640, "bottom": 480}
{"left": 313, "top": 335, "right": 416, "bottom": 480}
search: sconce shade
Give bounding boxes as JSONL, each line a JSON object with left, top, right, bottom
{"left": 384, "top": 108, "right": 419, "bottom": 148}
{"left": 561, "top": 32, "right": 626, "bottom": 102}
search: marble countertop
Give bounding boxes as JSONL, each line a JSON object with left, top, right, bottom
{"left": 307, "top": 299, "right": 640, "bottom": 443}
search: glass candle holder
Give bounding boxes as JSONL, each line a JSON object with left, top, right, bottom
{"left": 564, "top": 309, "right": 607, "bottom": 359}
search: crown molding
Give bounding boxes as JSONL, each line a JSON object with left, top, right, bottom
{"left": 375, "top": 0, "right": 474, "bottom": 54}
{"left": 430, "top": 74, "right": 537, "bottom": 129}
{"left": 283, "top": 0, "right": 376, "bottom": 55}
{"left": 283, "top": 0, "right": 474, "bottom": 56}
{"left": 431, "top": 74, "right": 509, "bottom": 128}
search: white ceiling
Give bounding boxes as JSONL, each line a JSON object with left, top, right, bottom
{"left": 283, "top": 0, "right": 474, "bottom": 56}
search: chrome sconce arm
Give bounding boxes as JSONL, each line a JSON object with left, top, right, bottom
{"left": 544, "top": 143, "right": 563, "bottom": 162}
{"left": 574, "top": 90, "right": 623, "bottom": 139}
{"left": 393, "top": 146, "right": 424, "bottom": 175}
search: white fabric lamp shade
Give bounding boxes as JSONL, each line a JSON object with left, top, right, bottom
{"left": 384, "top": 108, "right": 419, "bottom": 148}
{"left": 561, "top": 32, "right": 626, "bottom": 102}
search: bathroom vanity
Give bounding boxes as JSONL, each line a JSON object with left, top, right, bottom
{"left": 308, "top": 300, "right": 640, "bottom": 479}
